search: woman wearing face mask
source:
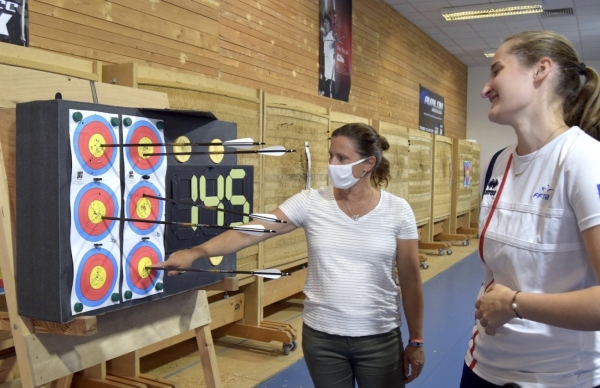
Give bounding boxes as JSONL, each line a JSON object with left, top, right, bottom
{"left": 158, "top": 123, "right": 425, "bottom": 387}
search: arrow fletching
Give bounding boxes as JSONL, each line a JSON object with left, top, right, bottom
{"left": 232, "top": 225, "right": 276, "bottom": 235}
{"left": 249, "top": 213, "right": 286, "bottom": 223}
{"left": 256, "top": 145, "right": 289, "bottom": 156}
{"left": 222, "top": 138, "right": 262, "bottom": 149}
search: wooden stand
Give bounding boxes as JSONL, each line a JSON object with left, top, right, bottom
{"left": 0, "top": 141, "right": 222, "bottom": 386}
{"left": 0, "top": 45, "right": 223, "bottom": 387}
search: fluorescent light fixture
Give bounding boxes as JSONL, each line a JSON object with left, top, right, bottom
{"left": 484, "top": 49, "right": 496, "bottom": 58}
{"left": 442, "top": 0, "right": 543, "bottom": 21}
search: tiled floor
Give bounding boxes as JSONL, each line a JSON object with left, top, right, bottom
{"left": 141, "top": 243, "right": 482, "bottom": 388}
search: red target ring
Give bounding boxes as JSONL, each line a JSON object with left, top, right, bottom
{"left": 124, "top": 121, "right": 165, "bottom": 175}
{"left": 73, "top": 116, "right": 117, "bottom": 175}
{"left": 75, "top": 249, "right": 118, "bottom": 306}
{"left": 125, "top": 182, "right": 163, "bottom": 234}
{"left": 74, "top": 182, "right": 119, "bottom": 241}
{"left": 125, "top": 241, "right": 163, "bottom": 294}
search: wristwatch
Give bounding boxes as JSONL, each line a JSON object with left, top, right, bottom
{"left": 408, "top": 339, "right": 424, "bottom": 347}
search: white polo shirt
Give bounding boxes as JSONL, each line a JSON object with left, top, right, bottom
{"left": 466, "top": 127, "right": 600, "bottom": 387}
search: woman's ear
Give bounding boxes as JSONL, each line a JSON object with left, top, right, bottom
{"left": 365, "top": 156, "right": 377, "bottom": 172}
{"left": 534, "top": 57, "right": 553, "bottom": 81}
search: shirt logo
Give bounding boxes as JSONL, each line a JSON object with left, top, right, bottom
{"left": 597, "top": 184, "right": 600, "bottom": 199}
{"left": 532, "top": 185, "right": 554, "bottom": 200}
{"left": 483, "top": 179, "right": 499, "bottom": 197}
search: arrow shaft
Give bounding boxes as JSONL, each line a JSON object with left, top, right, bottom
{"left": 101, "top": 216, "right": 273, "bottom": 233}
{"left": 101, "top": 140, "right": 264, "bottom": 148}
{"left": 147, "top": 267, "right": 291, "bottom": 277}
{"left": 143, "top": 150, "right": 294, "bottom": 156}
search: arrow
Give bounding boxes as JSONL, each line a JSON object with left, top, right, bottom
{"left": 145, "top": 266, "right": 291, "bottom": 279}
{"left": 142, "top": 194, "right": 287, "bottom": 224}
{"left": 100, "top": 138, "right": 264, "bottom": 150}
{"left": 143, "top": 145, "right": 295, "bottom": 157}
{"left": 101, "top": 216, "right": 276, "bottom": 235}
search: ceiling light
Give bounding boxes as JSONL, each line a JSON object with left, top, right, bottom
{"left": 484, "top": 49, "right": 496, "bottom": 58}
{"left": 442, "top": 0, "right": 543, "bottom": 21}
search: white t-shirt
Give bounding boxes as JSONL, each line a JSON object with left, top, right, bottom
{"left": 279, "top": 186, "right": 418, "bottom": 336}
{"left": 466, "top": 127, "right": 600, "bottom": 387}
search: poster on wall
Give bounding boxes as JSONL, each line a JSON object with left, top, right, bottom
{"left": 464, "top": 161, "right": 471, "bottom": 187}
{"left": 419, "top": 86, "right": 444, "bottom": 135}
{"left": 319, "top": 0, "right": 352, "bottom": 102}
{"left": 0, "top": 0, "right": 28, "bottom": 46}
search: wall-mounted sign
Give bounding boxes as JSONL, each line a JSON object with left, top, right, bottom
{"left": 0, "top": 0, "right": 28, "bottom": 46}
{"left": 419, "top": 86, "right": 445, "bottom": 135}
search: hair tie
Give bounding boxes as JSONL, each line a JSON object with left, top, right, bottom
{"left": 579, "top": 62, "right": 587, "bottom": 75}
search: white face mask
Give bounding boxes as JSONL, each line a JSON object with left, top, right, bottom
{"left": 328, "top": 158, "right": 367, "bottom": 189}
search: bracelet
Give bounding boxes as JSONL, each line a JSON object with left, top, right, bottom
{"left": 511, "top": 291, "right": 522, "bottom": 319}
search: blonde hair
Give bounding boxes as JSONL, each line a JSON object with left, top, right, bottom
{"left": 504, "top": 30, "right": 600, "bottom": 140}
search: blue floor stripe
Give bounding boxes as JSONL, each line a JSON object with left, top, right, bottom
{"left": 257, "top": 251, "right": 483, "bottom": 388}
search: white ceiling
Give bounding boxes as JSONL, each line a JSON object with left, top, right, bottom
{"left": 383, "top": 0, "right": 600, "bottom": 67}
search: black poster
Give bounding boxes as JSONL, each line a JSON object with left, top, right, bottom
{"left": 0, "top": 0, "right": 28, "bottom": 46}
{"left": 419, "top": 86, "right": 445, "bottom": 135}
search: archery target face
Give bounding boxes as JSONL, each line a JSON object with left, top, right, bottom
{"left": 125, "top": 181, "right": 164, "bottom": 235}
{"left": 72, "top": 115, "right": 118, "bottom": 175}
{"left": 125, "top": 241, "right": 163, "bottom": 295}
{"left": 74, "top": 182, "right": 119, "bottom": 241}
{"left": 74, "top": 247, "right": 118, "bottom": 308}
{"left": 124, "top": 120, "right": 165, "bottom": 175}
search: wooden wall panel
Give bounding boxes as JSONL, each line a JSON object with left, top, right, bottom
{"left": 262, "top": 95, "right": 329, "bottom": 269}
{"left": 374, "top": 121, "right": 410, "bottom": 202}
{"left": 407, "top": 129, "right": 432, "bottom": 226}
{"left": 432, "top": 135, "right": 453, "bottom": 222}
{"left": 454, "top": 139, "right": 473, "bottom": 216}
{"left": 29, "top": 0, "right": 468, "bottom": 138}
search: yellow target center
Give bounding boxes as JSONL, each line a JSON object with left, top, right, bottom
{"left": 89, "top": 133, "right": 106, "bottom": 158}
{"left": 138, "top": 257, "right": 153, "bottom": 278}
{"left": 135, "top": 197, "right": 152, "bottom": 219}
{"left": 137, "top": 137, "right": 153, "bottom": 159}
{"left": 90, "top": 266, "right": 107, "bottom": 289}
{"left": 89, "top": 200, "right": 106, "bottom": 224}
{"left": 209, "top": 256, "right": 223, "bottom": 266}
{"left": 209, "top": 139, "right": 224, "bottom": 164}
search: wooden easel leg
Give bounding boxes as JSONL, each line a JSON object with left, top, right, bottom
{"left": 106, "top": 352, "right": 177, "bottom": 388}
{"left": 195, "top": 324, "right": 221, "bottom": 388}
{"left": 49, "top": 375, "right": 73, "bottom": 388}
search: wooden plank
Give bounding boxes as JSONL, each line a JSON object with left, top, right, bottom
{"left": 29, "top": 16, "right": 219, "bottom": 73}
{"left": 0, "top": 64, "right": 169, "bottom": 109}
{"left": 138, "top": 293, "right": 244, "bottom": 357}
{"left": 31, "top": 2, "right": 220, "bottom": 63}
{"left": 22, "top": 290, "right": 212, "bottom": 385}
{"left": 0, "top": 41, "right": 99, "bottom": 81}
{"left": 262, "top": 268, "right": 307, "bottom": 307}
{"left": 195, "top": 325, "right": 221, "bottom": 388}
{"left": 35, "top": 0, "right": 219, "bottom": 50}
{"left": 106, "top": 352, "right": 138, "bottom": 378}
{"left": 0, "top": 140, "right": 36, "bottom": 388}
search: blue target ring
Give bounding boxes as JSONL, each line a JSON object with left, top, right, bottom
{"left": 74, "top": 181, "right": 119, "bottom": 242}
{"left": 75, "top": 247, "right": 119, "bottom": 308}
{"left": 125, "top": 181, "right": 164, "bottom": 235}
{"left": 125, "top": 240, "right": 163, "bottom": 295}
{"left": 72, "top": 115, "right": 118, "bottom": 175}
{"left": 125, "top": 120, "right": 165, "bottom": 175}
